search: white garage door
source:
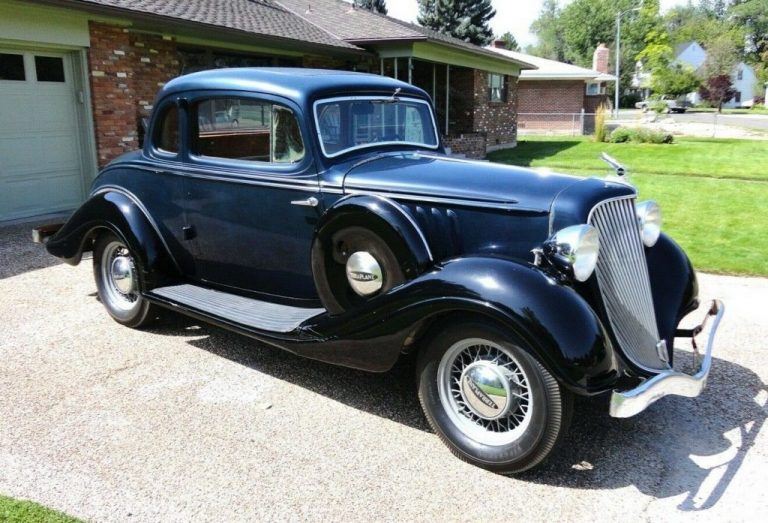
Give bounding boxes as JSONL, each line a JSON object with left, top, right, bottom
{"left": 0, "top": 48, "right": 85, "bottom": 221}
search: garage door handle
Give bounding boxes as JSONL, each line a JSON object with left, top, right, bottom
{"left": 291, "top": 197, "right": 319, "bottom": 207}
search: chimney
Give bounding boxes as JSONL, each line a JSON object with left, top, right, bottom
{"left": 593, "top": 43, "right": 609, "bottom": 73}
{"left": 492, "top": 39, "right": 507, "bottom": 49}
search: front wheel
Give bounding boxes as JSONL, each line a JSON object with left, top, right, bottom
{"left": 417, "top": 321, "right": 572, "bottom": 474}
{"left": 93, "top": 232, "right": 157, "bottom": 328}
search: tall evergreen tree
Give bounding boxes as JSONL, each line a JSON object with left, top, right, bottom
{"left": 354, "top": 0, "right": 387, "bottom": 15}
{"left": 417, "top": 0, "right": 496, "bottom": 46}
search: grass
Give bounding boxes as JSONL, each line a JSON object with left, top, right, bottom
{"left": 488, "top": 136, "right": 768, "bottom": 277}
{"left": 0, "top": 495, "right": 80, "bottom": 523}
{"left": 489, "top": 136, "right": 768, "bottom": 181}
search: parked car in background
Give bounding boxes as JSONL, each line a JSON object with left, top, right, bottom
{"left": 635, "top": 96, "right": 690, "bottom": 113}
{"left": 35, "top": 68, "right": 723, "bottom": 475}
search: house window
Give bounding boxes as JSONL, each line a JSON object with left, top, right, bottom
{"left": 0, "top": 53, "right": 25, "bottom": 81}
{"left": 737, "top": 69, "right": 743, "bottom": 81}
{"left": 193, "top": 97, "right": 304, "bottom": 163}
{"left": 734, "top": 91, "right": 741, "bottom": 103}
{"left": 488, "top": 73, "right": 506, "bottom": 102}
{"left": 586, "top": 82, "right": 599, "bottom": 96}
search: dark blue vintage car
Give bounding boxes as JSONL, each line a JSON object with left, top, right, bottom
{"left": 37, "top": 68, "right": 723, "bottom": 474}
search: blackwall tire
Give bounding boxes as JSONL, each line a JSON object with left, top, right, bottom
{"left": 93, "top": 232, "right": 157, "bottom": 328}
{"left": 312, "top": 226, "right": 405, "bottom": 314}
{"left": 417, "top": 320, "right": 573, "bottom": 474}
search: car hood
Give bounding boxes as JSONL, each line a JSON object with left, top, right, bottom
{"left": 341, "top": 153, "right": 583, "bottom": 213}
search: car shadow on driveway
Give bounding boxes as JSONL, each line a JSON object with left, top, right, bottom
{"left": 0, "top": 222, "right": 64, "bottom": 279}
{"left": 146, "top": 313, "right": 766, "bottom": 509}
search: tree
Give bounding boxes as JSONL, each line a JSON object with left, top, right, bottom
{"left": 703, "top": 35, "right": 739, "bottom": 77}
{"left": 497, "top": 31, "right": 520, "bottom": 51}
{"left": 417, "top": 0, "right": 496, "bottom": 46}
{"left": 651, "top": 63, "right": 702, "bottom": 97}
{"left": 729, "top": 0, "right": 768, "bottom": 63}
{"left": 528, "top": 0, "right": 566, "bottom": 61}
{"left": 354, "top": 0, "right": 387, "bottom": 14}
{"left": 699, "top": 74, "right": 737, "bottom": 111}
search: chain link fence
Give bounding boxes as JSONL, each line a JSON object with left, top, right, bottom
{"left": 517, "top": 111, "right": 597, "bottom": 136}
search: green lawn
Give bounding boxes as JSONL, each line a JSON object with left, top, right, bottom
{"left": 488, "top": 136, "right": 768, "bottom": 277}
{"left": 0, "top": 495, "right": 80, "bottom": 523}
{"left": 490, "top": 136, "right": 768, "bottom": 181}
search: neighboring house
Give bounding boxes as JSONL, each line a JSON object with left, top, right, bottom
{"left": 0, "top": 0, "right": 533, "bottom": 221}
{"left": 675, "top": 41, "right": 758, "bottom": 108}
{"left": 633, "top": 41, "right": 758, "bottom": 108}
{"left": 488, "top": 43, "right": 614, "bottom": 133}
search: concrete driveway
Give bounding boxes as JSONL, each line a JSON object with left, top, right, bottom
{"left": 1, "top": 222, "right": 767, "bottom": 521}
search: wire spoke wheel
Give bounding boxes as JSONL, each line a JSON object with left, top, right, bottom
{"left": 437, "top": 338, "right": 534, "bottom": 446}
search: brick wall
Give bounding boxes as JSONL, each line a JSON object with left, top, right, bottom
{"left": 517, "top": 80, "right": 586, "bottom": 132}
{"left": 444, "top": 133, "right": 486, "bottom": 159}
{"left": 471, "top": 70, "right": 517, "bottom": 146}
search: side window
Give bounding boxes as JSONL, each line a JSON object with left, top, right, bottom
{"left": 272, "top": 106, "right": 305, "bottom": 163}
{"left": 194, "top": 97, "right": 304, "bottom": 164}
{"left": 156, "top": 105, "right": 179, "bottom": 154}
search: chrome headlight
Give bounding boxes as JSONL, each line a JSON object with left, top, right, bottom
{"left": 636, "top": 200, "right": 662, "bottom": 247}
{"left": 543, "top": 224, "right": 600, "bottom": 282}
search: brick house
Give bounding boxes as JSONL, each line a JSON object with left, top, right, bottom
{"left": 489, "top": 42, "right": 615, "bottom": 133}
{"left": 0, "top": 0, "right": 532, "bottom": 221}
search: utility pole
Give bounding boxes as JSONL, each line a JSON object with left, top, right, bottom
{"left": 614, "top": 6, "right": 641, "bottom": 118}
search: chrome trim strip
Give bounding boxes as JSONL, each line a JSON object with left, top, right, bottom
{"left": 345, "top": 188, "right": 545, "bottom": 213}
{"left": 312, "top": 95, "right": 440, "bottom": 159}
{"left": 109, "top": 163, "right": 321, "bottom": 193}
{"left": 609, "top": 300, "right": 724, "bottom": 418}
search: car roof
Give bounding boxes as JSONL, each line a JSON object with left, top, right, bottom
{"left": 158, "top": 68, "right": 428, "bottom": 105}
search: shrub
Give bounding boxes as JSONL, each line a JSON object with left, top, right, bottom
{"left": 609, "top": 127, "right": 634, "bottom": 143}
{"left": 609, "top": 127, "right": 673, "bottom": 144}
{"left": 648, "top": 100, "right": 669, "bottom": 114}
{"left": 594, "top": 104, "right": 608, "bottom": 143}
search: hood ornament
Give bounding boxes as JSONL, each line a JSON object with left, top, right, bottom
{"left": 600, "top": 152, "right": 634, "bottom": 186}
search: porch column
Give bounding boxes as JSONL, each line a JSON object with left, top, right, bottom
{"left": 394, "top": 58, "right": 398, "bottom": 80}
{"left": 445, "top": 64, "right": 450, "bottom": 135}
{"left": 379, "top": 58, "right": 384, "bottom": 75}
{"left": 432, "top": 63, "right": 436, "bottom": 101}
{"left": 408, "top": 57, "right": 412, "bottom": 84}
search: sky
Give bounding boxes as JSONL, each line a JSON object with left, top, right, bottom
{"left": 384, "top": 0, "right": 691, "bottom": 48}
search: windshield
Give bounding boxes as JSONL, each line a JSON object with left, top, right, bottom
{"left": 314, "top": 96, "right": 439, "bottom": 158}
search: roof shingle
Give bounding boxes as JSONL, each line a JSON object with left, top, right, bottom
{"left": 73, "top": 0, "right": 361, "bottom": 50}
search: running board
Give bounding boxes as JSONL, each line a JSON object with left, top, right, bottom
{"left": 148, "top": 284, "right": 325, "bottom": 333}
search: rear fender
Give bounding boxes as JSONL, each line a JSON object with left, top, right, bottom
{"left": 301, "top": 257, "right": 619, "bottom": 394}
{"left": 45, "top": 189, "right": 178, "bottom": 285}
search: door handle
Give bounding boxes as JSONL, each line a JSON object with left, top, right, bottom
{"left": 290, "top": 196, "right": 319, "bottom": 207}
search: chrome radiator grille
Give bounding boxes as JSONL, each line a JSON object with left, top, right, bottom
{"left": 589, "top": 197, "right": 667, "bottom": 371}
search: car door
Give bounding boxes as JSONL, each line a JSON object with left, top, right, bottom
{"left": 183, "top": 92, "right": 321, "bottom": 302}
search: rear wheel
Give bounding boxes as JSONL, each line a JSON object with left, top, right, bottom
{"left": 417, "top": 321, "right": 572, "bottom": 474}
{"left": 93, "top": 232, "right": 157, "bottom": 328}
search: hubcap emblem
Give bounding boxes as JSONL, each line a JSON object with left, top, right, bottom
{"left": 346, "top": 251, "right": 383, "bottom": 296}
{"left": 460, "top": 362, "right": 513, "bottom": 420}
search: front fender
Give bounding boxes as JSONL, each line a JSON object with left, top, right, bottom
{"left": 646, "top": 233, "right": 699, "bottom": 354}
{"left": 46, "top": 189, "right": 178, "bottom": 285}
{"left": 301, "top": 257, "right": 619, "bottom": 394}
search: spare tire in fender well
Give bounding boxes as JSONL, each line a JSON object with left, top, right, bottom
{"left": 312, "top": 194, "right": 433, "bottom": 310}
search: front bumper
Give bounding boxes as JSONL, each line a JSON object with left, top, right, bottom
{"left": 609, "top": 300, "right": 724, "bottom": 418}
